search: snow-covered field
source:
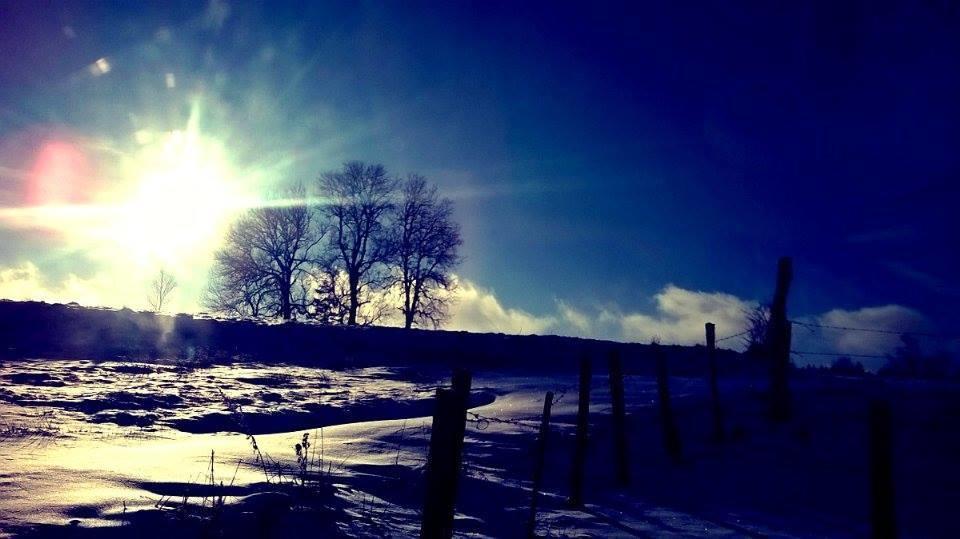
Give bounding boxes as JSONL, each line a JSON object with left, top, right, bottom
{"left": 1, "top": 358, "right": 958, "bottom": 537}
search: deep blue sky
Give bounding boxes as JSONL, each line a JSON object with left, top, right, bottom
{"left": 1, "top": 1, "right": 958, "bottom": 333}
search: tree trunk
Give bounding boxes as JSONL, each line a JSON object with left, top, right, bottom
{"left": 406, "top": 281, "right": 422, "bottom": 330}
{"left": 279, "top": 283, "right": 292, "bottom": 320}
{"left": 347, "top": 276, "right": 359, "bottom": 325}
{"left": 403, "top": 284, "right": 414, "bottom": 329}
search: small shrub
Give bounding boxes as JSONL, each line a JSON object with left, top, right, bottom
{"left": 830, "top": 356, "right": 866, "bottom": 376}
{"left": 879, "top": 335, "right": 956, "bottom": 379}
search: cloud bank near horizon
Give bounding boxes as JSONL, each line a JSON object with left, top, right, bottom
{"left": 0, "top": 260, "right": 935, "bottom": 368}
{"left": 444, "top": 281, "right": 937, "bottom": 370}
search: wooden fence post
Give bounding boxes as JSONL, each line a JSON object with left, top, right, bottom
{"left": 608, "top": 348, "right": 629, "bottom": 486}
{"left": 768, "top": 256, "right": 793, "bottom": 423}
{"left": 655, "top": 343, "right": 682, "bottom": 462}
{"left": 569, "top": 355, "right": 591, "bottom": 506}
{"left": 421, "top": 369, "right": 472, "bottom": 539}
{"left": 526, "top": 391, "right": 554, "bottom": 538}
{"left": 451, "top": 368, "right": 472, "bottom": 411}
{"left": 870, "top": 399, "right": 896, "bottom": 539}
{"left": 705, "top": 323, "right": 725, "bottom": 442}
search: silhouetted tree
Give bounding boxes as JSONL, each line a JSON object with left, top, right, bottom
{"left": 319, "top": 162, "right": 396, "bottom": 325}
{"left": 742, "top": 303, "right": 771, "bottom": 355}
{"left": 390, "top": 174, "right": 462, "bottom": 329}
{"left": 830, "top": 356, "right": 866, "bottom": 376}
{"left": 879, "top": 334, "right": 955, "bottom": 379}
{"left": 310, "top": 263, "right": 351, "bottom": 325}
{"left": 208, "top": 187, "right": 324, "bottom": 320}
{"left": 204, "top": 268, "right": 271, "bottom": 318}
{"left": 148, "top": 269, "right": 177, "bottom": 313}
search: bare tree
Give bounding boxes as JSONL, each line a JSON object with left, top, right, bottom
{"left": 391, "top": 175, "right": 462, "bottom": 329}
{"left": 148, "top": 269, "right": 178, "bottom": 313}
{"left": 310, "top": 266, "right": 392, "bottom": 326}
{"left": 742, "top": 303, "right": 771, "bottom": 354}
{"left": 207, "top": 186, "right": 324, "bottom": 320}
{"left": 319, "top": 162, "right": 396, "bottom": 325}
{"left": 310, "top": 263, "right": 351, "bottom": 325}
{"left": 204, "top": 266, "right": 272, "bottom": 318}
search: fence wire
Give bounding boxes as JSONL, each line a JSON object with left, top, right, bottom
{"left": 712, "top": 317, "right": 955, "bottom": 362}
{"left": 715, "top": 330, "right": 749, "bottom": 343}
{"left": 465, "top": 390, "right": 566, "bottom": 432}
{"left": 466, "top": 411, "right": 541, "bottom": 432}
{"left": 790, "top": 319, "right": 959, "bottom": 341}
{"left": 791, "top": 350, "right": 889, "bottom": 359}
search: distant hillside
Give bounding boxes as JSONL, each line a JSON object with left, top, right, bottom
{"left": 0, "top": 300, "right": 740, "bottom": 375}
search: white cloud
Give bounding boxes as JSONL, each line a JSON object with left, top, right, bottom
{"left": 446, "top": 281, "right": 931, "bottom": 369}
{"left": 1, "top": 263, "right": 931, "bottom": 370}
{"left": 557, "top": 300, "right": 593, "bottom": 336}
{"left": 792, "top": 305, "right": 928, "bottom": 366}
{"left": 0, "top": 262, "right": 115, "bottom": 308}
{"left": 446, "top": 280, "right": 556, "bottom": 335}
{"left": 617, "top": 285, "right": 755, "bottom": 345}
{"left": 0, "top": 261, "right": 192, "bottom": 313}
{"left": 446, "top": 281, "right": 755, "bottom": 345}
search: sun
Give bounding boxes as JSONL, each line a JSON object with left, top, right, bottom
{"left": 109, "top": 117, "right": 252, "bottom": 272}
{"left": 0, "top": 99, "right": 271, "bottom": 310}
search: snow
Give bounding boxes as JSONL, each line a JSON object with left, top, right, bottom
{"left": 1, "top": 359, "right": 959, "bottom": 537}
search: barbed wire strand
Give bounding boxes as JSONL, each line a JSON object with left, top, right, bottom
{"left": 715, "top": 330, "right": 749, "bottom": 343}
{"left": 790, "top": 319, "right": 960, "bottom": 341}
{"left": 466, "top": 411, "right": 541, "bottom": 432}
{"left": 465, "top": 390, "right": 567, "bottom": 432}
{"left": 791, "top": 350, "right": 889, "bottom": 359}
{"left": 714, "top": 318, "right": 956, "bottom": 361}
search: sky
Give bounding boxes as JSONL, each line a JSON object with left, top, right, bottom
{"left": 1, "top": 1, "right": 958, "bottom": 366}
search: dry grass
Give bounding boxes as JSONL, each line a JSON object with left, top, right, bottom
{"left": 0, "top": 410, "right": 59, "bottom": 442}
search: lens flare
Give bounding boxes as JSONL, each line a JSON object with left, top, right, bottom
{"left": 27, "top": 139, "right": 93, "bottom": 206}
{"left": 0, "top": 98, "right": 307, "bottom": 309}
{"left": 0, "top": 101, "right": 267, "bottom": 300}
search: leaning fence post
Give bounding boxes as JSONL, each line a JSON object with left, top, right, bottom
{"left": 451, "top": 368, "right": 472, "bottom": 412}
{"left": 568, "top": 355, "right": 591, "bottom": 506}
{"left": 526, "top": 391, "right": 554, "bottom": 538}
{"left": 870, "top": 399, "right": 896, "bottom": 539}
{"left": 421, "top": 369, "right": 472, "bottom": 539}
{"left": 768, "top": 256, "right": 793, "bottom": 423}
{"left": 705, "top": 323, "right": 725, "bottom": 442}
{"left": 608, "top": 348, "right": 629, "bottom": 486}
{"left": 654, "top": 343, "right": 682, "bottom": 462}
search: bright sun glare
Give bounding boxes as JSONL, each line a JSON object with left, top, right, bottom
{"left": 112, "top": 121, "right": 247, "bottom": 270}
{"left": 0, "top": 99, "right": 280, "bottom": 309}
